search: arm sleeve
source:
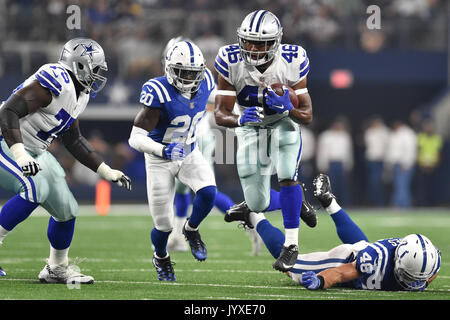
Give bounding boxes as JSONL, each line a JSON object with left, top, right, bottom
{"left": 128, "top": 126, "right": 165, "bottom": 157}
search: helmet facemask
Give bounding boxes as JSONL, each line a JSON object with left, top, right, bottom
{"left": 71, "top": 59, "right": 108, "bottom": 94}
{"left": 238, "top": 36, "right": 280, "bottom": 66}
{"left": 167, "top": 64, "right": 205, "bottom": 93}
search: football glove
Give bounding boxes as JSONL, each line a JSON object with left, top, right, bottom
{"left": 163, "top": 142, "right": 186, "bottom": 161}
{"left": 301, "top": 271, "right": 324, "bottom": 290}
{"left": 10, "top": 143, "right": 41, "bottom": 177}
{"left": 265, "top": 86, "right": 293, "bottom": 115}
{"left": 238, "top": 106, "right": 264, "bottom": 126}
{"left": 96, "top": 162, "right": 132, "bottom": 190}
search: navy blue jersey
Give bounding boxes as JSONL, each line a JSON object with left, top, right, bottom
{"left": 353, "top": 238, "right": 406, "bottom": 291}
{"left": 139, "top": 69, "right": 215, "bottom": 149}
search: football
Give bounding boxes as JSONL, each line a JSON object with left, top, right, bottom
{"left": 269, "top": 83, "right": 299, "bottom": 108}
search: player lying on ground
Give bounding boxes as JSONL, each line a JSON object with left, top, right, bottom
{"left": 0, "top": 38, "right": 131, "bottom": 283}
{"left": 227, "top": 173, "right": 441, "bottom": 291}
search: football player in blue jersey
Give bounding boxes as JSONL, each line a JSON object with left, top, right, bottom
{"left": 233, "top": 173, "right": 441, "bottom": 291}
{"left": 158, "top": 37, "right": 239, "bottom": 254}
{"left": 128, "top": 40, "right": 217, "bottom": 281}
{"left": 0, "top": 38, "right": 131, "bottom": 283}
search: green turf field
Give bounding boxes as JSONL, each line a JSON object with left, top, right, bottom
{"left": 0, "top": 205, "right": 449, "bottom": 300}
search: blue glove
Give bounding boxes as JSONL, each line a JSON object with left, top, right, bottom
{"left": 301, "top": 271, "right": 323, "bottom": 290}
{"left": 265, "top": 86, "right": 293, "bottom": 115}
{"left": 238, "top": 106, "right": 263, "bottom": 126}
{"left": 163, "top": 143, "right": 186, "bottom": 160}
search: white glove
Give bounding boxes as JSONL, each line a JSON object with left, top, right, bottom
{"left": 96, "top": 162, "right": 132, "bottom": 190}
{"left": 10, "top": 143, "right": 41, "bottom": 177}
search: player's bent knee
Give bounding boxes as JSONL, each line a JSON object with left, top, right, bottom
{"left": 246, "top": 197, "right": 270, "bottom": 213}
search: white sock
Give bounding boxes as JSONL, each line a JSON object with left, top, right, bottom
{"left": 284, "top": 228, "right": 299, "bottom": 247}
{"left": 0, "top": 225, "right": 9, "bottom": 245}
{"left": 249, "top": 212, "right": 266, "bottom": 229}
{"left": 184, "top": 220, "right": 198, "bottom": 231}
{"left": 154, "top": 252, "right": 169, "bottom": 259}
{"left": 48, "top": 245, "right": 69, "bottom": 267}
{"left": 326, "top": 199, "right": 341, "bottom": 215}
{"left": 173, "top": 216, "right": 186, "bottom": 236}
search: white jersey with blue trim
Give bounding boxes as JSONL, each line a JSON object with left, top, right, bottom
{"left": 1, "top": 63, "right": 89, "bottom": 155}
{"left": 139, "top": 68, "right": 215, "bottom": 149}
{"left": 214, "top": 43, "right": 310, "bottom": 127}
{"left": 354, "top": 238, "right": 405, "bottom": 291}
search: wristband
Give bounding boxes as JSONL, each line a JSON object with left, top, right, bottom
{"left": 317, "top": 275, "right": 325, "bottom": 289}
{"left": 10, "top": 143, "right": 28, "bottom": 161}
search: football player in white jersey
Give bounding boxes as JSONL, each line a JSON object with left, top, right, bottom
{"left": 128, "top": 40, "right": 217, "bottom": 281}
{"left": 214, "top": 10, "right": 313, "bottom": 272}
{"left": 0, "top": 38, "right": 131, "bottom": 283}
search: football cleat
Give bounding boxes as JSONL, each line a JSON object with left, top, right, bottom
{"left": 38, "top": 260, "right": 94, "bottom": 284}
{"left": 224, "top": 201, "right": 253, "bottom": 229}
{"left": 245, "top": 228, "right": 263, "bottom": 256}
{"left": 272, "top": 244, "right": 298, "bottom": 272}
{"left": 313, "top": 174, "right": 336, "bottom": 208}
{"left": 182, "top": 221, "right": 207, "bottom": 261}
{"left": 167, "top": 234, "right": 189, "bottom": 252}
{"left": 0, "top": 266, "right": 6, "bottom": 277}
{"left": 299, "top": 183, "right": 317, "bottom": 228}
{"left": 152, "top": 254, "right": 176, "bottom": 282}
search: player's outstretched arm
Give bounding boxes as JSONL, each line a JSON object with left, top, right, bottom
{"left": 290, "top": 78, "right": 313, "bottom": 125}
{"left": 214, "top": 75, "right": 240, "bottom": 128}
{"left": 60, "top": 120, "right": 131, "bottom": 190}
{"left": 302, "top": 262, "right": 360, "bottom": 290}
{"left": 0, "top": 81, "right": 52, "bottom": 176}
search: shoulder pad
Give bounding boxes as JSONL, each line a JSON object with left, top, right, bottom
{"left": 203, "top": 67, "right": 216, "bottom": 92}
{"left": 279, "top": 44, "right": 310, "bottom": 82}
{"left": 34, "top": 63, "right": 72, "bottom": 97}
{"left": 140, "top": 77, "right": 172, "bottom": 108}
{"left": 214, "top": 44, "right": 240, "bottom": 82}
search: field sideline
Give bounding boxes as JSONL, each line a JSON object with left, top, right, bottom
{"left": 0, "top": 204, "right": 449, "bottom": 302}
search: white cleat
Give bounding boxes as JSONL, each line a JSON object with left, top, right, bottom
{"left": 167, "top": 234, "right": 189, "bottom": 252}
{"left": 38, "top": 260, "right": 94, "bottom": 284}
{"left": 245, "top": 228, "right": 263, "bottom": 256}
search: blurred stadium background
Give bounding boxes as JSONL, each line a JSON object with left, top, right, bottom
{"left": 0, "top": 0, "right": 449, "bottom": 209}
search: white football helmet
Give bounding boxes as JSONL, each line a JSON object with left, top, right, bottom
{"left": 161, "top": 36, "right": 192, "bottom": 68}
{"left": 394, "top": 234, "right": 441, "bottom": 291}
{"left": 237, "top": 10, "right": 283, "bottom": 66}
{"left": 165, "top": 40, "right": 206, "bottom": 94}
{"left": 58, "top": 38, "right": 108, "bottom": 94}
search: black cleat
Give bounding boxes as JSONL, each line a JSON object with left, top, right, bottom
{"left": 182, "top": 220, "right": 207, "bottom": 261}
{"left": 152, "top": 254, "right": 176, "bottom": 281}
{"left": 224, "top": 201, "right": 254, "bottom": 229}
{"left": 299, "top": 183, "right": 317, "bottom": 228}
{"left": 272, "top": 244, "right": 298, "bottom": 272}
{"left": 0, "top": 266, "right": 6, "bottom": 277}
{"left": 313, "top": 174, "right": 336, "bottom": 208}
